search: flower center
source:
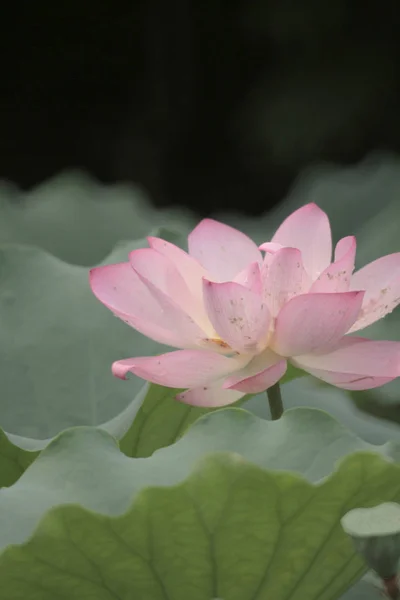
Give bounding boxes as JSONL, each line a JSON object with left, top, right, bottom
{"left": 201, "top": 337, "right": 239, "bottom": 357}
{"left": 207, "top": 337, "right": 231, "bottom": 349}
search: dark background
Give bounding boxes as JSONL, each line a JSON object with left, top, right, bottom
{"left": 1, "top": 0, "right": 400, "bottom": 215}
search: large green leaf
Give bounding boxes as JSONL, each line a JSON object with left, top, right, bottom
{"left": 0, "top": 238, "right": 176, "bottom": 440}
{"left": 119, "top": 383, "right": 251, "bottom": 458}
{"left": 0, "top": 383, "right": 149, "bottom": 488}
{"left": 1, "top": 407, "right": 400, "bottom": 599}
{"left": 0, "top": 172, "right": 194, "bottom": 265}
{"left": 0, "top": 379, "right": 242, "bottom": 486}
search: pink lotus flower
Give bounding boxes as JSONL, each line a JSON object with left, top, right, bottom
{"left": 90, "top": 203, "right": 400, "bottom": 407}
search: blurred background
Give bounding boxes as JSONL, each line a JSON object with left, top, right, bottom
{"left": 2, "top": 0, "right": 400, "bottom": 215}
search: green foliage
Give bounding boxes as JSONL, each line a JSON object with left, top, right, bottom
{"left": 119, "top": 383, "right": 235, "bottom": 457}
{"left": 0, "top": 173, "right": 194, "bottom": 265}
{"left": 0, "top": 236, "right": 176, "bottom": 440}
{"left": 0, "top": 407, "right": 399, "bottom": 599}
{"left": 0, "top": 428, "right": 38, "bottom": 488}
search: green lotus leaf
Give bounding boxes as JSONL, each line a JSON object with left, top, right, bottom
{"left": 1, "top": 407, "right": 400, "bottom": 599}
